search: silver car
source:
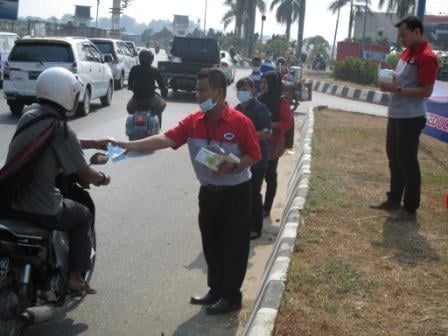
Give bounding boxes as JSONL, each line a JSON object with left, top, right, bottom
{"left": 90, "top": 38, "right": 138, "bottom": 90}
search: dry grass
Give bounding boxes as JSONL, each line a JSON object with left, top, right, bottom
{"left": 275, "top": 109, "right": 448, "bottom": 336}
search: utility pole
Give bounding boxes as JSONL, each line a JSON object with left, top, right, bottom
{"left": 416, "top": 0, "right": 426, "bottom": 21}
{"left": 203, "top": 0, "right": 207, "bottom": 37}
{"left": 362, "top": 0, "right": 368, "bottom": 42}
{"left": 96, "top": 0, "right": 100, "bottom": 28}
{"left": 331, "top": 8, "right": 340, "bottom": 67}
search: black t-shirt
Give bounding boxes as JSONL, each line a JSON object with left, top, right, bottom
{"left": 128, "top": 64, "right": 166, "bottom": 100}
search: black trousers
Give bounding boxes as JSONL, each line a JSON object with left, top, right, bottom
{"left": 263, "top": 158, "right": 280, "bottom": 213}
{"left": 386, "top": 117, "right": 426, "bottom": 212}
{"left": 250, "top": 167, "right": 266, "bottom": 234}
{"left": 198, "top": 181, "right": 251, "bottom": 304}
{"left": 8, "top": 199, "right": 93, "bottom": 273}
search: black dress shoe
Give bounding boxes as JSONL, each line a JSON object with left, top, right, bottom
{"left": 205, "top": 298, "right": 241, "bottom": 315}
{"left": 190, "top": 292, "right": 219, "bottom": 305}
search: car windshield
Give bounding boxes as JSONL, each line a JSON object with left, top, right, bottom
{"left": 9, "top": 43, "right": 74, "bottom": 62}
{"left": 92, "top": 41, "right": 114, "bottom": 54}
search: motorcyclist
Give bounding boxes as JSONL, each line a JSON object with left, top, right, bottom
{"left": 3, "top": 67, "right": 110, "bottom": 294}
{"left": 154, "top": 41, "right": 160, "bottom": 54}
{"left": 127, "top": 48, "right": 168, "bottom": 127}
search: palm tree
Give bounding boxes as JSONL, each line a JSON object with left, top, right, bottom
{"left": 270, "top": 0, "right": 301, "bottom": 41}
{"left": 296, "top": 0, "right": 306, "bottom": 59}
{"left": 329, "top": 0, "right": 372, "bottom": 40}
{"left": 222, "top": 0, "right": 244, "bottom": 37}
{"left": 378, "top": 0, "right": 415, "bottom": 19}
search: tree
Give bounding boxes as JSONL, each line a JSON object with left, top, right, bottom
{"left": 264, "top": 37, "right": 289, "bottom": 58}
{"left": 296, "top": 0, "right": 306, "bottom": 58}
{"left": 152, "top": 27, "right": 173, "bottom": 41}
{"left": 141, "top": 28, "right": 153, "bottom": 44}
{"left": 303, "top": 35, "right": 330, "bottom": 60}
{"left": 378, "top": 0, "right": 415, "bottom": 20}
{"left": 270, "top": 0, "right": 300, "bottom": 41}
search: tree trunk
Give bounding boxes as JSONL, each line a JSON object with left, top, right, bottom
{"left": 286, "top": 19, "right": 291, "bottom": 41}
{"left": 348, "top": 3, "right": 353, "bottom": 40}
{"left": 297, "top": 0, "right": 306, "bottom": 57}
{"left": 245, "top": 0, "right": 256, "bottom": 57}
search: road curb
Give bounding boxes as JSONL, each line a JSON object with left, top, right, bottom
{"left": 309, "top": 79, "right": 390, "bottom": 106}
{"left": 243, "top": 107, "right": 315, "bottom": 336}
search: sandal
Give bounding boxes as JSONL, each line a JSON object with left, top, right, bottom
{"left": 67, "top": 280, "right": 97, "bottom": 295}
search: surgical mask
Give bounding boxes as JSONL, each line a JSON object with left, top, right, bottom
{"left": 252, "top": 66, "right": 261, "bottom": 72}
{"left": 237, "top": 90, "right": 252, "bottom": 103}
{"left": 199, "top": 98, "right": 217, "bottom": 112}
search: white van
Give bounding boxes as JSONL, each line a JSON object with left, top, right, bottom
{"left": 0, "top": 32, "right": 19, "bottom": 84}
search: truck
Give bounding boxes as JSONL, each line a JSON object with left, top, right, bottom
{"left": 157, "top": 36, "right": 220, "bottom": 93}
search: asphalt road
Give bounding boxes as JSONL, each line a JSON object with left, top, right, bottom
{"left": 0, "top": 53, "right": 387, "bottom": 336}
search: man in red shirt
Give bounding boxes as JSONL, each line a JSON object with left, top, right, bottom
{"left": 373, "top": 16, "right": 438, "bottom": 220}
{"left": 114, "top": 69, "right": 261, "bottom": 314}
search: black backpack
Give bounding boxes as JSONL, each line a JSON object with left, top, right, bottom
{"left": 0, "top": 113, "right": 60, "bottom": 211}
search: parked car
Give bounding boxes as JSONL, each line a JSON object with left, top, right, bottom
{"left": 90, "top": 38, "right": 138, "bottom": 90}
{"left": 3, "top": 36, "right": 114, "bottom": 116}
{"left": 0, "top": 32, "right": 19, "bottom": 86}
{"left": 220, "top": 50, "right": 236, "bottom": 85}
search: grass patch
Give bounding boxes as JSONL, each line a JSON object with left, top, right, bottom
{"left": 275, "top": 109, "right": 448, "bottom": 336}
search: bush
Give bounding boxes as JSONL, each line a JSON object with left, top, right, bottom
{"left": 333, "top": 57, "right": 378, "bottom": 85}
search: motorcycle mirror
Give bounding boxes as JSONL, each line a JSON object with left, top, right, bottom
{"left": 90, "top": 153, "right": 109, "bottom": 165}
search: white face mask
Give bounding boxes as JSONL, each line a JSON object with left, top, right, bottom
{"left": 236, "top": 90, "right": 252, "bottom": 103}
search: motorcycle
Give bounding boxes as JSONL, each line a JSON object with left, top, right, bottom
{"left": 0, "top": 153, "right": 108, "bottom": 336}
{"left": 125, "top": 93, "right": 163, "bottom": 141}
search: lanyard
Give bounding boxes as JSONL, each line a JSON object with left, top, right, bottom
{"left": 203, "top": 118, "right": 221, "bottom": 145}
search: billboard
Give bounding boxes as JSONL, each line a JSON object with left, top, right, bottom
{"left": 0, "top": 0, "right": 19, "bottom": 21}
{"left": 423, "top": 80, "right": 448, "bottom": 144}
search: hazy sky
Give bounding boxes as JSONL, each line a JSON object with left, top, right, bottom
{"left": 17, "top": 0, "right": 447, "bottom": 43}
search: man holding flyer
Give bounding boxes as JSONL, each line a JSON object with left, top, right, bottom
{"left": 112, "top": 68, "right": 261, "bottom": 314}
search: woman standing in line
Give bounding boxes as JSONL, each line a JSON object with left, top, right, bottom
{"left": 259, "top": 71, "right": 293, "bottom": 218}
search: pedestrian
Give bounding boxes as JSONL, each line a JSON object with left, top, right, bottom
{"left": 259, "top": 71, "right": 293, "bottom": 218}
{"left": 249, "top": 56, "right": 263, "bottom": 93}
{"left": 235, "top": 77, "right": 271, "bottom": 240}
{"left": 372, "top": 15, "right": 438, "bottom": 220}
{"left": 113, "top": 69, "right": 261, "bottom": 314}
{"left": 260, "top": 50, "right": 276, "bottom": 75}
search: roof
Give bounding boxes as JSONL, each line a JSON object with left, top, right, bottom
{"left": 425, "top": 15, "right": 448, "bottom": 25}
{"left": 173, "top": 15, "right": 189, "bottom": 25}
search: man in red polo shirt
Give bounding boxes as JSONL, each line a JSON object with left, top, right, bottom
{"left": 115, "top": 69, "right": 261, "bottom": 314}
{"left": 373, "top": 15, "right": 438, "bottom": 220}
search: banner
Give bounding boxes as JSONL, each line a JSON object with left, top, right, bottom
{"left": 0, "top": 0, "right": 19, "bottom": 21}
{"left": 423, "top": 80, "right": 448, "bottom": 143}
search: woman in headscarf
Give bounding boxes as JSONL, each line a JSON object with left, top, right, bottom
{"left": 259, "top": 71, "right": 293, "bottom": 218}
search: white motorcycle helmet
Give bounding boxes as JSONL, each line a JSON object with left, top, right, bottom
{"left": 36, "top": 67, "right": 83, "bottom": 111}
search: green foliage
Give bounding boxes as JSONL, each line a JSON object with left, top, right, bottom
{"left": 386, "top": 52, "right": 400, "bottom": 68}
{"left": 263, "top": 38, "right": 289, "bottom": 58}
{"left": 141, "top": 28, "right": 153, "bottom": 43}
{"left": 333, "top": 57, "right": 378, "bottom": 85}
{"left": 219, "top": 34, "right": 244, "bottom": 53}
{"left": 151, "top": 27, "right": 173, "bottom": 40}
{"left": 303, "top": 35, "right": 330, "bottom": 61}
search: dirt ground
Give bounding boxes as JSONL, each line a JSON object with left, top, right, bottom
{"left": 274, "top": 109, "right": 448, "bottom": 336}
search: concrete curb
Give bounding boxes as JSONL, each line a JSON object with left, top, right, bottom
{"left": 310, "top": 80, "right": 390, "bottom": 106}
{"left": 243, "top": 107, "right": 315, "bottom": 336}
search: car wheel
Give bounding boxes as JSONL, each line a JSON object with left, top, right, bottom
{"left": 78, "top": 88, "right": 91, "bottom": 116}
{"left": 8, "top": 101, "right": 24, "bottom": 115}
{"left": 100, "top": 82, "right": 113, "bottom": 106}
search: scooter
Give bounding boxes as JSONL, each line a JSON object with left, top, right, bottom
{"left": 125, "top": 95, "right": 162, "bottom": 141}
{"left": 0, "top": 153, "right": 107, "bottom": 336}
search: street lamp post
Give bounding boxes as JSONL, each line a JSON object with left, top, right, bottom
{"left": 260, "top": 15, "right": 266, "bottom": 46}
{"left": 362, "top": 0, "right": 368, "bottom": 42}
{"left": 331, "top": 7, "right": 340, "bottom": 67}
